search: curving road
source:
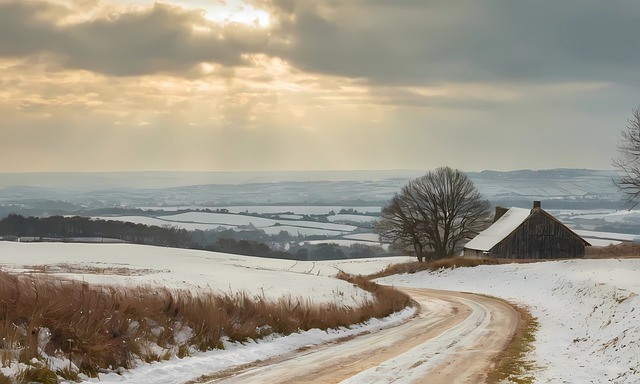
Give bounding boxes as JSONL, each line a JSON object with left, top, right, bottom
{"left": 204, "top": 288, "right": 519, "bottom": 384}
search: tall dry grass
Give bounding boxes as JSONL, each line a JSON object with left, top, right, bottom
{"left": 367, "top": 256, "right": 556, "bottom": 279}
{"left": 367, "top": 257, "right": 509, "bottom": 279}
{"left": 0, "top": 269, "right": 411, "bottom": 382}
{"left": 586, "top": 242, "right": 640, "bottom": 258}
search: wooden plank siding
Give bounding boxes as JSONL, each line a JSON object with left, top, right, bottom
{"left": 488, "top": 209, "right": 588, "bottom": 259}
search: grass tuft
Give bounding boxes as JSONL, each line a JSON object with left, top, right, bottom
{"left": 56, "top": 365, "right": 81, "bottom": 382}
{"left": 486, "top": 304, "right": 539, "bottom": 384}
{"left": 17, "top": 365, "right": 58, "bottom": 384}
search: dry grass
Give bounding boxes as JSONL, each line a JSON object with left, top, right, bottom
{"left": 586, "top": 242, "right": 640, "bottom": 258}
{"left": 0, "top": 372, "right": 11, "bottom": 384}
{"left": 367, "top": 257, "right": 519, "bottom": 279}
{"left": 17, "top": 365, "right": 59, "bottom": 384}
{"left": 0, "top": 268, "right": 412, "bottom": 382}
{"left": 335, "top": 272, "right": 412, "bottom": 321}
{"left": 24, "top": 263, "right": 164, "bottom": 276}
{"left": 486, "top": 303, "right": 539, "bottom": 384}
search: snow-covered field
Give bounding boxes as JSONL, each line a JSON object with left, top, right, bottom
{"left": 569, "top": 209, "right": 640, "bottom": 224}
{"left": 91, "top": 212, "right": 359, "bottom": 236}
{"left": 575, "top": 229, "right": 640, "bottom": 244}
{"left": 0, "top": 242, "right": 399, "bottom": 306}
{"left": 1, "top": 241, "right": 638, "bottom": 383}
{"left": 138, "top": 206, "right": 383, "bottom": 215}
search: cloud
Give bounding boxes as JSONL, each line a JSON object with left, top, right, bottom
{"left": 3, "top": 0, "right": 639, "bottom": 86}
{"left": 0, "top": 0, "right": 273, "bottom": 76}
{"left": 261, "top": 0, "right": 640, "bottom": 86}
{"left": 0, "top": 0, "right": 636, "bottom": 173}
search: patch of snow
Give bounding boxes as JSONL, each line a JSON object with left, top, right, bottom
{"left": 570, "top": 210, "right": 640, "bottom": 223}
{"left": 341, "top": 233, "right": 381, "bottom": 242}
{"left": 278, "top": 214, "right": 303, "bottom": 220}
{"left": 259, "top": 225, "right": 345, "bottom": 237}
{"left": 328, "top": 214, "right": 379, "bottom": 223}
{"left": 159, "top": 212, "right": 276, "bottom": 227}
{"left": 91, "top": 216, "right": 227, "bottom": 231}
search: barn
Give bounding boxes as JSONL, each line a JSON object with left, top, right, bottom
{"left": 463, "top": 201, "right": 590, "bottom": 259}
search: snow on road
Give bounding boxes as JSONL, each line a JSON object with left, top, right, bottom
{"left": 92, "top": 308, "right": 417, "bottom": 384}
{"left": 379, "top": 259, "right": 640, "bottom": 383}
{"left": 340, "top": 288, "right": 518, "bottom": 384}
{"left": 208, "top": 288, "right": 518, "bottom": 384}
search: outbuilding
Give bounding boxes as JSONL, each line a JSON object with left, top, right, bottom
{"left": 464, "top": 201, "right": 590, "bottom": 259}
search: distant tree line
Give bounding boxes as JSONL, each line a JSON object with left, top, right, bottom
{"left": 0, "top": 214, "right": 388, "bottom": 261}
{"left": 204, "top": 238, "right": 296, "bottom": 260}
{"left": 0, "top": 214, "right": 191, "bottom": 248}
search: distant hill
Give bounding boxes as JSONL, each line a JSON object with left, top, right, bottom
{"left": 0, "top": 169, "right": 623, "bottom": 214}
{"left": 467, "top": 169, "right": 620, "bottom": 209}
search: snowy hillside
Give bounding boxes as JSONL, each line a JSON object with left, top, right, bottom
{"left": 379, "top": 259, "right": 640, "bottom": 383}
{"left": 0, "top": 242, "right": 408, "bottom": 306}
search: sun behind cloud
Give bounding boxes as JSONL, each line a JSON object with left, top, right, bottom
{"left": 118, "top": 0, "right": 271, "bottom": 27}
{"left": 0, "top": 0, "right": 634, "bottom": 172}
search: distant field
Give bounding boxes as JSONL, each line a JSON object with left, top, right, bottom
{"left": 88, "top": 207, "right": 380, "bottom": 245}
{"left": 139, "top": 206, "right": 383, "bottom": 215}
{"left": 88, "top": 205, "right": 640, "bottom": 250}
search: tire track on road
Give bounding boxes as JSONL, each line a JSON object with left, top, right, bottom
{"left": 204, "top": 288, "right": 519, "bottom": 384}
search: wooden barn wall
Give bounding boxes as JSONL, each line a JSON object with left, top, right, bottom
{"left": 489, "top": 211, "right": 586, "bottom": 259}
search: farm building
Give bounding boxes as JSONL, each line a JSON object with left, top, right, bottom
{"left": 464, "top": 201, "right": 590, "bottom": 259}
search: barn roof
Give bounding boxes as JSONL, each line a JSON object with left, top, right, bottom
{"left": 464, "top": 207, "right": 531, "bottom": 252}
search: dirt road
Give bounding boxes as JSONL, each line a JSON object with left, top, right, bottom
{"left": 204, "top": 288, "right": 519, "bottom": 384}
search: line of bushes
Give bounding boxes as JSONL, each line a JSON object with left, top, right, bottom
{"left": 366, "top": 257, "right": 507, "bottom": 279}
{"left": 586, "top": 242, "right": 640, "bottom": 258}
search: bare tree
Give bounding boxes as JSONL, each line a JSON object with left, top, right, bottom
{"left": 376, "top": 167, "right": 491, "bottom": 261}
{"left": 613, "top": 106, "right": 640, "bottom": 208}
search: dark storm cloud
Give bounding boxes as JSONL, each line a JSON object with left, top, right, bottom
{"left": 0, "top": 0, "right": 272, "bottom": 76}
{"left": 266, "top": 0, "right": 640, "bottom": 85}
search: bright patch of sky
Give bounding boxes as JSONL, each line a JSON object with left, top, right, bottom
{"left": 122, "top": 0, "right": 271, "bottom": 26}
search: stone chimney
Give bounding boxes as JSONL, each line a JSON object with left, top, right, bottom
{"left": 494, "top": 206, "right": 508, "bottom": 222}
{"left": 532, "top": 201, "right": 541, "bottom": 212}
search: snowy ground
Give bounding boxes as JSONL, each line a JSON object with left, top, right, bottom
{"left": 0, "top": 242, "right": 408, "bottom": 306}
{"left": 1, "top": 241, "right": 638, "bottom": 383}
{"left": 89, "top": 212, "right": 376, "bottom": 239}
{"left": 379, "top": 259, "right": 640, "bottom": 384}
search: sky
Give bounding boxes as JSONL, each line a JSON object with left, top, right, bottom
{"left": 1, "top": 0, "right": 639, "bottom": 173}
